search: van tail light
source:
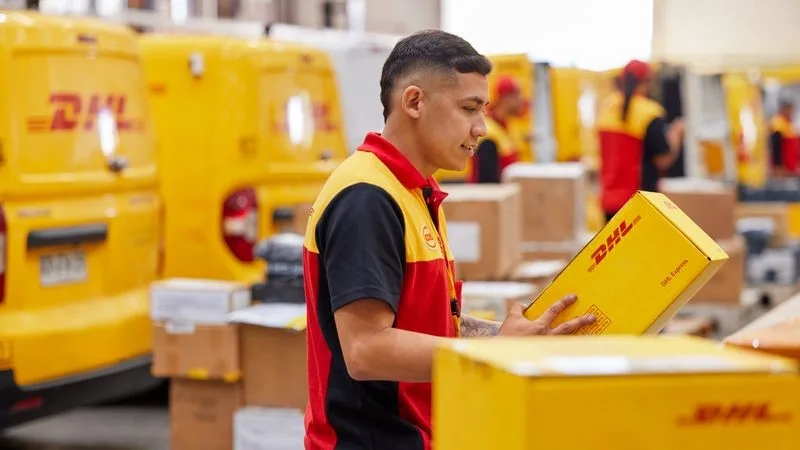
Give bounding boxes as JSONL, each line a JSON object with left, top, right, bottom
{"left": 222, "top": 188, "right": 259, "bottom": 263}
{"left": 0, "top": 206, "right": 7, "bottom": 304}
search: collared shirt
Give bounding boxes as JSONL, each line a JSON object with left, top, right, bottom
{"left": 302, "top": 132, "right": 461, "bottom": 450}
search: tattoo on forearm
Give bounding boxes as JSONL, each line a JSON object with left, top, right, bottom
{"left": 460, "top": 315, "right": 501, "bottom": 337}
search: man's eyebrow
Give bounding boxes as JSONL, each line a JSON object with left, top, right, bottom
{"left": 461, "top": 96, "right": 488, "bottom": 105}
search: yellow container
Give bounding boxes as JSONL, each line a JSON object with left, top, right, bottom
{"left": 523, "top": 191, "right": 728, "bottom": 334}
{"left": 433, "top": 335, "right": 800, "bottom": 450}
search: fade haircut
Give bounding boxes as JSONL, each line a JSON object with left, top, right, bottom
{"left": 379, "top": 30, "right": 492, "bottom": 122}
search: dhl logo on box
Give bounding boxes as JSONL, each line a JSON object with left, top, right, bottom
{"left": 523, "top": 191, "right": 729, "bottom": 334}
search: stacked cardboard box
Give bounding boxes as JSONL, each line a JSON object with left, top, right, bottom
{"left": 501, "top": 162, "right": 589, "bottom": 261}
{"left": 660, "top": 178, "right": 745, "bottom": 304}
{"left": 150, "top": 279, "right": 307, "bottom": 450}
{"left": 443, "top": 184, "right": 523, "bottom": 280}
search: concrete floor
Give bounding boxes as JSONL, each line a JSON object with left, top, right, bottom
{"left": 0, "top": 387, "right": 305, "bottom": 449}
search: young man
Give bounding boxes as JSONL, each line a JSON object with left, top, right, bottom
{"left": 302, "top": 30, "right": 596, "bottom": 450}
{"left": 469, "top": 75, "right": 527, "bottom": 183}
{"left": 597, "top": 60, "right": 684, "bottom": 222}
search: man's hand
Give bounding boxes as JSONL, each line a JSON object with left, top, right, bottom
{"left": 499, "top": 294, "right": 596, "bottom": 336}
{"left": 667, "top": 118, "right": 685, "bottom": 152}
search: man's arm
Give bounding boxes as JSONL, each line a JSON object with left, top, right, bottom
{"left": 645, "top": 117, "right": 681, "bottom": 171}
{"left": 320, "top": 183, "right": 450, "bottom": 383}
{"left": 460, "top": 314, "right": 501, "bottom": 337}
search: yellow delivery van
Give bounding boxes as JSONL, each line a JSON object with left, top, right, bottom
{"left": 140, "top": 35, "right": 348, "bottom": 282}
{"left": 0, "top": 12, "right": 161, "bottom": 429}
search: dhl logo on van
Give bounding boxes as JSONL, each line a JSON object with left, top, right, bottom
{"left": 272, "top": 102, "right": 338, "bottom": 134}
{"left": 26, "top": 92, "right": 144, "bottom": 133}
{"left": 675, "top": 402, "right": 792, "bottom": 426}
{"left": 587, "top": 215, "right": 641, "bottom": 273}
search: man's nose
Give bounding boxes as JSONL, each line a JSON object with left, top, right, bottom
{"left": 473, "top": 117, "right": 487, "bottom": 138}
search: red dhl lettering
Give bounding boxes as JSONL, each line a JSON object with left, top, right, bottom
{"left": 26, "top": 92, "right": 142, "bottom": 133}
{"left": 676, "top": 402, "right": 792, "bottom": 426}
{"left": 587, "top": 215, "right": 641, "bottom": 273}
{"left": 272, "top": 101, "right": 338, "bottom": 134}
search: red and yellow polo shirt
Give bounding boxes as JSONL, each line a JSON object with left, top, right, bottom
{"left": 302, "top": 132, "right": 462, "bottom": 450}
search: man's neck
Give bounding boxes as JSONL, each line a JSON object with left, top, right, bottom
{"left": 381, "top": 124, "right": 436, "bottom": 178}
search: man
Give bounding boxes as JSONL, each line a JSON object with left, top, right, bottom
{"left": 469, "top": 75, "right": 528, "bottom": 183}
{"left": 597, "top": 59, "right": 684, "bottom": 222}
{"left": 769, "top": 97, "right": 800, "bottom": 177}
{"left": 302, "top": 30, "right": 596, "bottom": 450}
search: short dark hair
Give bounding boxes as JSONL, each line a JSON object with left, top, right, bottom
{"left": 379, "top": 30, "right": 492, "bottom": 122}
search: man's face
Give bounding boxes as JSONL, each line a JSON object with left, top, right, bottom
{"left": 415, "top": 72, "right": 489, "bottom": 172}
{"left": 503, "top": 90, "right": 527, "bottom": 117}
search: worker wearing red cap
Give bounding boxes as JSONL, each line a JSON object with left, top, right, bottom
{"left": 597, "top": 60, "right": 684, "bottom": 221}
{"left": 469, "top": 76, "right": 527, "bottom": 183}
{"left": 769, "top": 97, "right": 800, "bottom": 177}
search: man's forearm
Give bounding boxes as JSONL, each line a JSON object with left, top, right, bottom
{"left": 460, "top": 314, "right": 501, "bottom": 337}
{"left": 352, "top": 328, "right": 451, "bottom": 383}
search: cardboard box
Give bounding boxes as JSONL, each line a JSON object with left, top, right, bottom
{"left": 442, "top": 184, "right": 522, "bottom": 280}
{"left": 521, "top": 233, "right": 593, "bottom": 261}
{"left": 692, "top": 235, "right": 746, "bottom": 304}
{"left": 725, "top": 318, "right": 800, "bottom": 361}
{"left": 729, "top": 294, "right": 800, "bottom": 338}
{"left": 661, "top": 315, "right": 716, "bottom": 338}
{"left": 229, "top": 303, "right": 307, "bottom": 410}
{"left": 433, "top": 335, "right": 800, "bottom": 450}
{"left": 234, "top": 407, "right": 306, "bottom": 450}
{"left": 502, "top": 162, "right": 587, "bottom": 243}
{"left": 170, "top": 379, "right": 243, "bottom": 450}
{"left": 660, "top": 178, "right": 737, "bottom": 240}
{"left": 510, "top": 260, "right": 566, "bottom": 288}
{"left": 150, "top": 278, "right": 251, "bottom": 325}
{"left": 460, "top": 281, "right": 537, "bottom": 321}
{"left": 152, "top": 322, "right": 240, "bottom": 381}
{"left": 523, "top": 191, "right": 729, "bottom": 335}
{"left": 736, "top": 203, "right": 790, "bottom": 247}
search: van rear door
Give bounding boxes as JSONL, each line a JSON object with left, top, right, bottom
{"left": 260, "top": 53, "right": 348, "bottom": 178}
{"left": 4, "top": 28, "right": 158, "bottom": 313}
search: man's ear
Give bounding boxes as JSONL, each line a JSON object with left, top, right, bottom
{"left": 400, "top": 85, "right": 424, "bottom": 119}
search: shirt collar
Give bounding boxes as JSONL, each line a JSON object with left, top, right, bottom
{"left": 357, "top": 132, "right": 440, "bottom": 191}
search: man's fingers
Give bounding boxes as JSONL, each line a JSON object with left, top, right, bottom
{"left": 551, "top": 314, "right": 596, "bottom": 335}
{"left": 507, "top": 301, "right": 526, "bottom": 317}
{"left": 536, "top": 294, "right": 577, "bottom": 326}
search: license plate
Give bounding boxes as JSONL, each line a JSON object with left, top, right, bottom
{"left": 40, "top": 250, "right": 88, "bottom": 286}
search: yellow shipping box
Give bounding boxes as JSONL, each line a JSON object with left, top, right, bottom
{"left": 433, "top": 335, "right": 800, "bottom": 450}
{"left": 523, "top": 191, "right": 729, "bottom": 334}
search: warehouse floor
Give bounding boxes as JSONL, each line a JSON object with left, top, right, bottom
{"left": 0, "top": 388, "right": 306, "bottom": 449}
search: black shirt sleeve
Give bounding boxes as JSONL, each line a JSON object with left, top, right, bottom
{"left": 643, "top": 117, "right": 671, "bottom": 160}
{"left": 316, "top": 183, "right": 406, "bottom": 313}
{"left": 475, "top": 139, "right": 501, "bottom": 183}
{"left": 771, "top": 131, "right": 784, "bottom": 167}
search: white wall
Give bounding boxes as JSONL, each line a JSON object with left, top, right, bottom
{"left": 652, "top": 0, "right": 800, "bottom": 68}
{"left": 442, "top": 0, "right": 653, "bottom": 70}
{"left": 363, "top": 0, "right": 440, "bottom": 34}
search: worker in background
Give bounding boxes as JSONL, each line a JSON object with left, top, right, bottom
{"left": 597, "top": 60, "right": 684, "bottom": 222}
{"left": 468, "top": 75, "right": 527, "bottom": 183}
{"left": 302, "top": 30, "right": 596, "bottom": 450}
{"left": 769, "top": 98, "right": 800, "bottom": 177}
